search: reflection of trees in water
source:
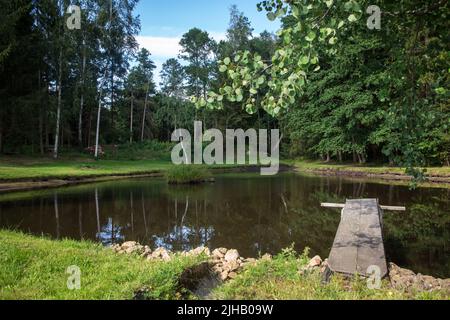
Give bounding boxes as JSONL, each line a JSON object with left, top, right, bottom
{"left": 383, "top": 189, "right": 450, "bottom": 277}
{"left": 151, "top": 196, "right": 215, "bottom": 251}
{"left": 1, "top": 175, "right": 449, "bottom": 277}
{"left": 98, "top": 217, "right": 125, "bottom": 246}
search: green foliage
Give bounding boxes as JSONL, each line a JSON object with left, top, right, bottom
{"left": 212, "top": 247, "right": 448, "bottom": 300}
{"left": 165, "top": 165, "right": 211, "bottom": 185}
{"left": 0, "top": 230, "right": 206, "bottom": 300}
{"left": 196, "top": 0, "right": 364, "bottom": 116}
{"left": 103, "top": 141, "right": 174, "bottom": 161}
{"left": 195, "top": 0, "right": 450, "bottom": 174}
{"left": 179, "top": 28, "right": 217, "bottom": 99}
{"left": 160, "top": 58, "right": 185, "bottom": 98}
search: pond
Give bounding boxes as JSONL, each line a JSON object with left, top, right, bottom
{"left": 0, "top": 173, "right": 449, "bottom": 278}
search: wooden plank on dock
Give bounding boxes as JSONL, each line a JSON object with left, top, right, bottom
{"left": 327, "top": 199, "right": 388, "bottom": 278}
{"left": 321, "top": 203, "right": 406, "bottom": 211}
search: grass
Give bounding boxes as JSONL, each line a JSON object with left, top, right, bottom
{"left": 165, "top": 165, "right": 212, "bottom": 184}
{"left": 0, "top": 230, "right": 206, "bottom": 300}
{"left": 0, "top": 157, "right": 173, "bottom": 181}
{"left": 288, "top": 159, "right": 450, "bottom": 177}
{"left": 212, "top": 248, "right": 449, "bottom": 300}
{"left": 0, "top": 231, "right": 448, "bottom": 300}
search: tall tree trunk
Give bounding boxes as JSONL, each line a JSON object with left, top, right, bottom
{"left": 109, "top": 0, "right": 115, "bottom": 132}
{"left": 130, "top": 92, "right": 134, "bottom": 144}
{"left": 141, "top": 80, "right": 151, "bottom": 142}
{"left": 87, "top": 108, "right": 92, "bottom": 147}
{"left": 53, "top": 48, "right": 63, "bottom": 159}
{"left": 38, "top": 69, "right": 44, "bottom": 155}
{"left": 78, "top": 39, "right": 87, "bottom": 147}
{"left": 0, "top": 126, "right": 3, "bottom": 154}
{"left": 95, "top": 73, "right": 107, "bottom": 159}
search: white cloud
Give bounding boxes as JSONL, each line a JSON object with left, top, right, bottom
{"left": 136, "top": 36, "right": 182, "bottom": 58}
{"left": 136, "top": 32, "right": 227, "bottom": 88}
{"left": 136, "top": 32, "right": 226, "bottom": 58}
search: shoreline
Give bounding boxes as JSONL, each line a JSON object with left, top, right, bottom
{"left": 0, "top": 160, "right": 450, "bottom": 194}
{"left": 299, "top": 168, "right": 450, "bottom": 188}
{"left": 1, "top": 230, "right": 448, "bottom": 300}
{"left": 289, "top": 160, "right": 450, "bottom": 188}
{"left": 0, "top": 165, "right": 269, "bottom": 194}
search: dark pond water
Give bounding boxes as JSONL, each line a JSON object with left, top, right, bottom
{"left": 0, "top": 173, "right": 449, "bottom": 278}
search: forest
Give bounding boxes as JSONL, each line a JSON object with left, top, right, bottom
{"left": 0, "top": 0, "right": 449, "bottom": 302}
{"left": 0, "top": 0, "right": 449, "bottom": 170}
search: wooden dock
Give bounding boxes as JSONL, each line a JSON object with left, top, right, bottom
{"left": 322, "top": 199, "right": 402, "bottom": 278}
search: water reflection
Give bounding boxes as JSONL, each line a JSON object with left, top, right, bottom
{"left": 0, "top": 173, "right": 448, "bottom": 277}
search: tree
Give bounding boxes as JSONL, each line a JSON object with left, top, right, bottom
{"left": 226, "top": 5, "right": 254, "bottom": 54}
{"left": 135, "top": 48, "right": 156, "bottom": 141}
{"left": 200, "top": 0, "right": 450, "bottom": 175}
{"left": 179, "top": 28, "right": 216, "bottom": 100}
{"left": 160, "top": 58, "right": 185, "bottom": 98}
{"left": 97, "top": 0, "right": 140, "bottom": 135}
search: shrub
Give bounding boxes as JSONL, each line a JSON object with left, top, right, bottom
{"left": 166, "top": 166, "right": 212, "bottom": 185}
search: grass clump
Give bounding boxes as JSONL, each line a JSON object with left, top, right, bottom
{"left": 211, "top": 247, "right": 449, "bottom": 300}
{"left": 166, "top": 165, "right": 212, "bottom": 185}
{"left": 0, "top": 230, "right": 206, "bottom": 300}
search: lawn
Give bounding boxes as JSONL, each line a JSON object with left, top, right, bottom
{"left": 212, "top": 248, "right": 448, "bottom": 300}
{"left": 0, "top": 231, "right": 448, "bottom": 300}
{"left": 287, "top": 159, "right": 450, "bottom": 177}
{"left": 0, "top": 230, "right": 205, "bottom": 300}
{"left": 0, "top": 157, "right": 173, "bottom": 181}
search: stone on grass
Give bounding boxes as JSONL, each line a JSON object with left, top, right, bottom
{"left": 212, "top": 249, "right": 225, "bottom": 259}
{"left": 225, "top": 249, "right": 240, "bottom": 262}
{"left": 307, "top": 255, "right": 322, "bottom": 269}
{"left": 122, "top": 241, "right": 138, "bottom": 250}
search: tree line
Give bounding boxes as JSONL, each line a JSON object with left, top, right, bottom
{"left": 199, "top": 0, "right": 449, "bottom": 169}
{"left": 0, "top": 1, "right": 277, "bottom": 158}
{"left": 1, "top": 1, "right": 448, "bottom": 169}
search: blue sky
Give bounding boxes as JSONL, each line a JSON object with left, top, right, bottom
{"left": 134, "top": 0, "right": 281, "bottom": 85}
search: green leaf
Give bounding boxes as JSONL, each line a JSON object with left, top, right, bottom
{"left": 223, "top": 57, "right": 231, "bottom": 65}
{"left": 292, "top": 6, "right": 300, "bottom": 18}
{"left": 267, "top": 12, "right": 276, "bottom": 21}
{"left": 348, "top": 14, "right": 357, "bottom": 22}
{"left": 219, "top": 65, "right": 227, "bottom": 73}
{"left": 306, "top": 31, "right": 316, "bottom": 42}
{"left": 257, "top": 76, "right": 265, "bottom": 85}
{"left": 299, "top": 55, "right": 309, "bottom": 65}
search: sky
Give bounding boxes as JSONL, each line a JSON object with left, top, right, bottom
{"left": 134, "top": 0, "right": 281, "bottom": 86}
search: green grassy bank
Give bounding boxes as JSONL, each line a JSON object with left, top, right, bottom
{"left": 0, "top": 231, "right": 448, "bottom": 300}
{"left": 0, "top": 158, "right": 173, "bottom": 181}
{"left": 289, "top": 160, "right": 450, "bottom": 177}
{"left": 212, "top": 248, "right": 447, "bottom": 300}
{"left": 0, "top": 230, "right": 204, "bottom": 300}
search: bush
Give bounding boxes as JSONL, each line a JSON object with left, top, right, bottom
{"left": 166, "top": 166, "right": 212, "bottom": 185}
{"left": 103, "top": 141, "right": 174, "bottom": 161}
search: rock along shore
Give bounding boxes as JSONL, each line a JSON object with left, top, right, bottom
{"left": 112, "top": 242, "right": 450, "bottom": 293}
